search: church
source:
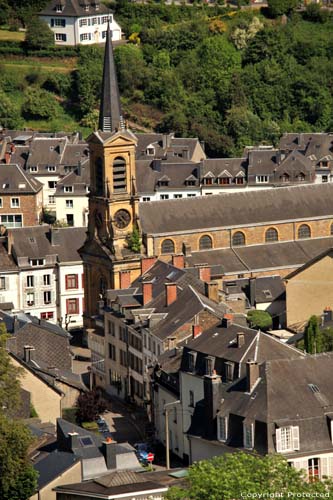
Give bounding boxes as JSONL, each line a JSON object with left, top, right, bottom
{"left": 79, "top": 25, "right": 333, "bottom": 328}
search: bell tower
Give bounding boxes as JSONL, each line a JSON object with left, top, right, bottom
{"left": 79, "top": 24, "right": 142, "bottom": 323}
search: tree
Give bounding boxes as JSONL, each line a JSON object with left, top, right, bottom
{"left": 126, "top": 227, "right": 141, "bottom": 253}
{"left": 0, "top": 324, "right": 38, "bottom": 500}
{"left": 0, "top": 91, "right": 23, "bottom": 129}
{"left": 165, "top": 452, "right": 333, "bottom": 499}
{"left": 25, "top": 16, "right": 54, "bottom": 50}
{"left": 247, "top": 310, "right": 272, "bottom": 331}
{"left": 76, "top": 389, "right": 106, "bottom": 423}
{"left": 22, "top": 87, "right": 59, "bottom": 120}
{"left": 304, "top": 315, "right": 322, "bottom": 354}
{"left": 267, "top": 0, "right": 298, "bottom": 18}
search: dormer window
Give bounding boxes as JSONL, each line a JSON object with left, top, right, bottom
{"left": 48, "top": 166, "right": 56, "bottom": 172}
{"left": 146, "top": 145, "right": 155, "bottom": 156}
{"left": 158, "top": 175, "right": 170, "bottom": 187}
{"left": 30, "top": 258, "right": 45, "bottom": 266}
{"left": 297, "top": 173, "right": 305, "bottom": 182}
{"left": 56, "top": 3, "right": 64, "bottom": 12}
{"left": 281, "top": 173, "right": 290, "bottom": 183}
{"left": 64, "top": 186, "right": 73, "bottom": 193}
{"left": 218, "top": 170, "right": 232, "bottom": 185}
{"left": 225, "top": 361, "right": 234, "bottom": 382}
{"left": 30, "top": 166, "right": 38, "bottom": 173}
{"left": 188, "top": 351, "right": 197, "bottom": 373}
{"left": 205, "top": 356, "right": 215, "bottom": 377}
{"left": 243, "top": 422, "right": 254, "bottom": 449}
{"left": 217, "top": 416, "right": 228, "bottom": 442}
{"left": 276, "top": 426, "right": 299, "bottom": 453}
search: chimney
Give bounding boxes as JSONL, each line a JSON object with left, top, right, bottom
{"left": 141, "top": 256, "right": 157, "bottom": 276}
{"left": 142, "top": 281, "right": 153, "bottom": 306}
{"left": 165, "top": 283, "right": 177, "bottom": 307}
{"left": 6, "top": 231, "right": 13, "bottom": 255}
{"left": 205, "top": 281, "right": 219, "bottom": 303}
{"left": 172, "top": 254, "right": 184, "bottom": 269}
{"left": 68, "top": 432, "right": 80, "bottom": 449}
{"left": 23, "top": 345, "right": 35, "bottom": 363}
{"left": 50, "top": 227, "right": 60, "bottom": 246}
{"left": 192, "top": 324, "right": 202, "bottom": 339}
{"left": 324, "top": 306, "right": 332, "bottom": 324}
{"left": 222, "top": 313, "right": 233, "bottom": 328}
{"left": 246, "top": 359, "right": 259, "bottom": 393}
{"left": 182, "top": 149, "right": 189, "bottom": 160}
{"left": 237, "top": 332, "right": 245, "bottom": 348}
{"left": 183, "top": 243, "right": 192, "bottom": 257}
{"left": 197, "top": 265, "right": 211, "bottom": 283}
{"left": 102, "top": 438, "right": 117, "bottom": 469}
{"left": 203, "top": 373, "right": 222, "bottom": 439}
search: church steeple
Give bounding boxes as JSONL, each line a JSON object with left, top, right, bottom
{"left": 99, "top": 21, "right": 124, "bottom": 133}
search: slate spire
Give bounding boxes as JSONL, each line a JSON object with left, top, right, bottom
{"left": 98, "top": 20, "right": 124, "bottom": 133}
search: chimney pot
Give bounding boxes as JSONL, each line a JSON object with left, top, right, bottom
{"left": 172, "top": 254, "right": 184, "bottom": 269}
{"left": 165, "top": 283, "right": 177, "bottom": 307}
{"left": 192, "top": 324, "right": 202, "bottom": 339}
{"left": 142, "top": 281, "right": 153, "bottom": 306}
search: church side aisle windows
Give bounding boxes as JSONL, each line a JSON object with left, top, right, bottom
{"left": 199, "top": 235, "right": 213, "bottom": 250}
{"left": 161, "top": 239, "right": 175, "bottom": 254}
{"left": 298, "top": 224, "right": 311, "bottom": 239}
{"left": 232, "top": 231, "right": 246, "bottom": 247}
{"left": 265, "top": 227, "right": 279, "bottom": 243}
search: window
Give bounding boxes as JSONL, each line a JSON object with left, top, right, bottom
{"left": 174, "top": 194, "right": 183, "bottom": 199}
{"left": 256, "top": 175, "right": 269, "bottom": 183}
{"left": 79, "top": 18, "right": 88, "bottom": 26}
{"left": 187, "top": 194, "right": 196, "bottom": 197}
{"left": 48, "top": 166, "right": 56, "bottom": 172}
{"left": 243, "top": 423, "right": 254, "bottom": 449}
{"left": 205, "top": 356, "right": 215, "bottom": 376}
{"left": 265, "top": 227, "right": 278, "bottom": 243}
{"left": 146, "top": 147, "right": 155, "bottom": 155}
{"left": 66, "top": 298, "right": 79, "bottom": 314}
{"left": 308, "top": 458, "right": 320, "bottom": 482}
{"left": 108, "top": 321, "right": 115, "bottom": 336}
{"left": 102, "top": 16, "right": 109, "bottom": 23}
{"left": 219, "top": 177, "right": 231, "bottom": 185}
{"left": 66, "top": 214, "right": 74, "bottom": 226}
{"left": 66, "top": 274, "right": 78, "bottom": 289}
{"left": 48, "top": 196, "right": 55, "bottom": 204}
{"left": 113, "top": 157, "right": 127, "bottom": 192}
{"left": 41, "top": 311, "right": 54, "bottom": 320}
{"left": 108, "top": 343, "right": 116, "bottom": 361}
{"left": 26, "top": 292, "right": 35, "bottom": 306}
{"left": 64, "top": 186, "right": 73, "bottom": 193}
{"left": 298, "top": 224, "right": 311, "bottom": 239}
{"left": 30, "top": 166, "right": 38, "bottom": 172}
{"left": 56, "top": 3, "right": 63, "bottom": 12}
{"left": 142, "top": 197, "right": 151, "bottom": 202}
{"left": 66, "top": 200, "right": 74, "bottom": 208}
{"left": 102, "top": 30, "right": 107, "bottom": 39}
{"left": 54, "top": 18, "right": 66, "bottom": 26}
{"left": 199, "top": 235, "right": 213, "bottom": 250}
{"left": 161, "top": 239, "right": 175, "bottom": 254}
{"left": 92, "top": 17, "right": 98, "bottom": 25}
{"left": 225, "top": 361, "right": 234, "bottom": 382}
{"left": 0, "top": 215, "right": 22, "bottom": 227}
{"left": 232, "top": 231, "right": 246, "bottom": 247}
{"left": 189, "top": 390, "right": 194, "bottom": 407}
{"left": 217, "top": 416, "right": 228, "bottom": 442}
{"left": 236, "top": 177, "right": 244, "bottom": 185}
{"left": 44, "top": 291, "right": 51, "bottom": 304}
{"left": 322, "top": 175, "right": 328, "bottom": 183}
{"left": 0, "top": 277, "right": 6, "bottom": 290}
{"left": 55, "top": 33, "right": 67, "bottom": 41}
{"left": 0, "top": 199, "right": 2, "bottom": 208}
{"left": 48, "top": 181, "right": 57, "bottom": 189}
{"left": 120, "top": 349, "right": 127, "bottom": 366}
{"left": 276, "top": 426, "right": 300, "bottom": 453}
{"left": 43, "top": 274, "right": 51, "bottom": 286}
{"left": 26, "top": 275, "right": 34, "bottom": 287}
{"left": 203, "top": 177, "right": 213, "bottom": 185}
{"left": 11, "top": 198, "right": 20, "bottom": 208}
{"left": 297, "top": 173, "right": 305, "bottom": 182}
{"left": 188, "top": 351, "right": 196, "bottom": 372}
{"left": 160, "top": 194, "right": 169, "bottom": 200}
{"left": 280, "top": 173, "right": 290, "bottom": 183}
{"left": 30, "top": 259, "right": 44, "bottom": 266}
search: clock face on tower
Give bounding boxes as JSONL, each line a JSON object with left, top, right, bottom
{"left": 114, "top": 209, "right": 131, "bottom": 229}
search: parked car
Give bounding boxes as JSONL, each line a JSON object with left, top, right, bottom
{"left": 134, "top": 442, "right": 154, "bottom": 463}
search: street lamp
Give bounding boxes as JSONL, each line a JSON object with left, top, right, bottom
{"left": 164, "top": 400, "right": 180, "bottom": 470}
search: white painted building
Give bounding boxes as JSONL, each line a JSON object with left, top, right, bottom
{"left": 40, "top": 0, "right": 121, "bottom": 46}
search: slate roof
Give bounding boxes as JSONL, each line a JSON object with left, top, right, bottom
{"left": 10, "top": 226, "right": 86, "bottom": 263}
{"left": 0, "top": 240, "right": 17, "bottom": 271}
{"left": 284, "top": 247, "right": 333, "bottom": 280}
{"left": 202, "top": 158, "right": 247, "bottom": 178}
{"left": 136, "top": 160, "right": 199, "bottom": 194}
{"left": 33, "top": 450, "right": 80, "bottom": 490}
{"left": 0, "top": 164, "right": 42, "bottom": 193}
{"left": 55, "top": 166, "right": 90, "bottom": 197}
{"left": 40, "top": 0, "right": 110, "bottom": 17}
{"left": 139, "top": 183, "right": 333, "bottom": 235}
{"left": 135, "top": 133, "right": 203, "bottom": 161}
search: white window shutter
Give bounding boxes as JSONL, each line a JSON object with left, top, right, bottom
{"left": 225, "top": 416, "right": 228, "bottom": 442}
{"left": 329, "top": 457, "right": 333, "bottom": 478}
{"left": 321, "top": 457, "right": 329, "bottom": 479}
{"left": 292, "top": 426, "right": 300, "bottom": 450}
{"left": 5, "top": 277, "right": 8, "bottom": 290}
{"left": 243, "top": 422, "right": 246, "bottom": 448}
{"left": 276, "top": 428, "right": 282, "bottom": 452}
{"left": 251, "top": 423, "right": 254, "bottom": 448}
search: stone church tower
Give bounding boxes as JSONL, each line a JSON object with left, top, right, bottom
{"left": 79, "top": 25, "right": 142, "bottom": 325}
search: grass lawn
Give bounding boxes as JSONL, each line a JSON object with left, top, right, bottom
{"left": 0, "top": 29, "right": 25, "bottom": 42}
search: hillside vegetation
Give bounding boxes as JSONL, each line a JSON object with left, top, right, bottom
{"left": 0, "top": 1, "right": 332, "bottom": 156}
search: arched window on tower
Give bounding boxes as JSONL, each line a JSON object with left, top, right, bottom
{"left": 298, "top": 224, "right": 311, "bottom": 239}
{"left": 96, "top": 157, "right": 103, "bottom": 195}
{"left": 265, "top": 228, "right": 278, "bottom": 243}
{"left": 232, "top": 231, "right": 245, "bottom": 247}
{"left": 113, "top": 157, "right": 127, "bottom": 192}
{"left": 161, "top": 239, "right": 175, "bottom": 254}
{"left": 199, "top": 235, "right": 213, "bottom": 250}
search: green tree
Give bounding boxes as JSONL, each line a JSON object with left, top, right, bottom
{"left": 247, "top": 310, "right": 272, "bottom": 331}
{"left": 0, "top": 324, "right": 38, "bottom": 500}
{"left": 267, "top": 0, "right": 298, "bottom": 18}
{"left": 304, "top": 315, "right": 322, "bottom": 354}
{"left": 126, "top": 227, "right": 141, "bottom": 253}
{"left": 22, "top": 87, "right": 59, "bottom": 120}
{"left": 0, "top": 91, "right": 23, "bottom": 129}
{"left": 25, "top": 16, "right": 54, "bottom": 50}
{"left": 165, "top": 453, "right": 333, "bottom": 499}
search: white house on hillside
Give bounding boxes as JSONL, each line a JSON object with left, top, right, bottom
{"left": 39, "top": 0, "right": 122, "bottom": 46}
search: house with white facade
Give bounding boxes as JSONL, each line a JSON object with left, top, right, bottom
{"left": 39, "top": 0, "right": 121, "bottom": 46}
{"left": 54, "top": 163, "right": 89, "bottom": 227}
{"left": 5, "top": 226, "right": 86, "bottom": 328}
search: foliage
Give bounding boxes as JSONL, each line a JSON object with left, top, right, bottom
{"left": 0, "top": 90, "right": 23, "bottom": 128}
{"left": 126, "top": 227, "right": 141, "bottom": 253}
{"left": 267, "top": 0, "right": 299, "bottom": 17}
{"left": 25, "top": 16, "right": 54, "bottom": 50}
{"left": 29, "top": 403, "right": 38, "bottom": 418}
{"left": 165, "top": 453, "right": 333, "bottom": 499}
{"left": 304, "top": 315, "right": 322, "bottom": 354}
{"left": 247, "top": 309, "right": 272, "bottom": 331}
{"left": 76, "top": 389, "right": 107, "bottom": 424}
{"left": 22, "top": 87, "right": 59, "bottom": 120}
{"left": 230, "top": 17, "right": 264, "bottom": 50}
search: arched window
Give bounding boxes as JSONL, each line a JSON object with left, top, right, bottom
{"left": 161, "top": 239, "right": 175, "bottom": 254}
{"left": 298, "top": 224, "right": 311, "bottom": 239}
{"left": 330, "top": 223, "right": 333, "bottom": 236}
{"left": 232, "top": 231, "right": 245, "bottom": 247}
{"left": 199, "top": 235, "right": 213, "bottom": 250}
{"left": 265, "top": 228, "right": 278, "bottom": 243}
{"left": 96, "top": 157, "right": 103, "bottom": 195}
{"left": 113, "top": 157, "right": 126, "bottom": 192}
